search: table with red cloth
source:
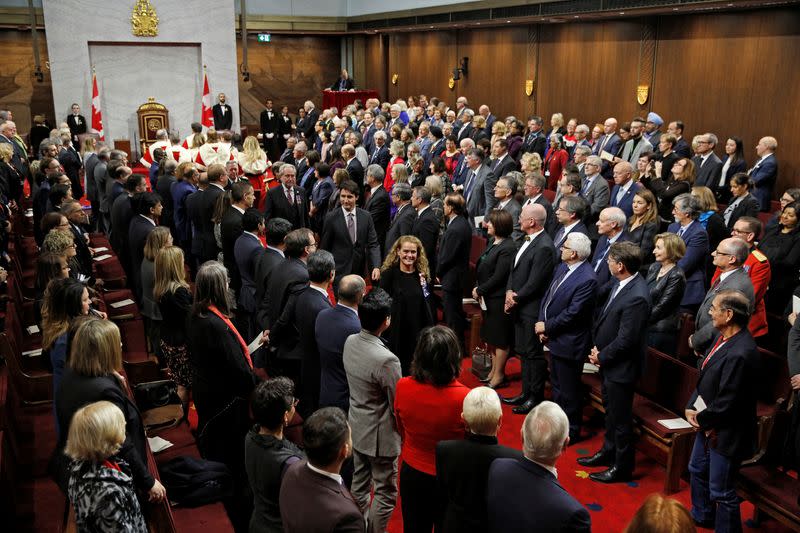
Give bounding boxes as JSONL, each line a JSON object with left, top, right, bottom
{"left": 322, "top": 89, "right": 379, "bottom": 110}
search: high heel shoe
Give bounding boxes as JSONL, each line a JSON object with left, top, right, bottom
{"left": 488, "top": 378, "right": 509, "bottom": 390}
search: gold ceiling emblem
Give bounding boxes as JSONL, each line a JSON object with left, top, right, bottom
{"left": 131, "top": 0, "right": 159, "bottom": 37}
{"left": 525, "top": 80, "right": 534, "bottom": 97}
{"left": 637, "top": 85, "right": 649, "bottom": 105}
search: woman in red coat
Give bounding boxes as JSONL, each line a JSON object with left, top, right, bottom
{"left": 394, "top": 326, "right": 470, "bottom": 533}
{"left": 544, "top": 134, "right": 569, "bottom": 191}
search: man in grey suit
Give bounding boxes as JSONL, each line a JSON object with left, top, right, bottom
{"left": 493, "top": 176, "right": 522, "bottom": 239}
{"left": 692, "top": 133, "right": 723, "bottom": 189}
{"left": 463, "top": 147, "right": 497, "bottom": 227}
{"left": 343, "top": 288, "right": 402, "bottom": 533}
{"left": 689, "top": 238, "right": 755, "bottom": 355}
{"left": 618, "top": 117, "right": 653, "bottom": 164}
{"left": 580, "top": 155, "right": 611, "bottom": 237}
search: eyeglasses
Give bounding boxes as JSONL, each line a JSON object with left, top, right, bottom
{"left": 730, "top": 228, "right": 750, "bottom": 236}
{"left": 712, "top": 250, "right": 732, "bottom": 256}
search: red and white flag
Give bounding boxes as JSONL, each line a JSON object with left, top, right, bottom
{"left": 91, "top": 71, "right": 105, "bottom": 140}
{"left": 201, "top": 69, "right": 213, "bottom": 129}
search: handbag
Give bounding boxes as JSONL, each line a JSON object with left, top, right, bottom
{"left": 470, "top": 344, "right": 492, "bottom": 381}
{"left": 132, "top": 379, "right": 183, "bottom": 433}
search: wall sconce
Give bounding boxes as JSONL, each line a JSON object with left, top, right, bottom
{"left": 452, "top": 57, "right": 469, "bottom": 80}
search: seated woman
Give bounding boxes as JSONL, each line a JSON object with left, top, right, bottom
{"left": 394, "top": 326, "right": 470, "bottom": 533}
{"left": 760, "top": 201, "right": 800, "bottom": 314}
{"left": 65, "top": 401, "right": 147, "bottom": 533}
{"left": 646, "top": 233, "right": 687, "bottom": 355}
{"left": 54, "top": 318, "right": 166, "bottom": 502}
{"left": 765, "top": 187, "right": 800, "bottom": 233}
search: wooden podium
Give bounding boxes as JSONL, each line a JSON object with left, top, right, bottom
{"left": 137, "top": 98, "right": 170, "bottom": 157}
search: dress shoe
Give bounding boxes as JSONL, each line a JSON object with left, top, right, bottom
{"left": 512, "top": 398, "right": 539, "bottom": 414}
{"left": 692, "top": 517, "right": 715, "bottom": 529}
{"left": 577, "top": 451, "right": 614, "bottom": 467}
{"left": 488, "top": 379, "right": 509, "bottom": 390}
{"left": 501, "top": 393, "right": 529, "bottom": 406}
{"left": 588, "top": 466, "right": 632, "bottom": 484}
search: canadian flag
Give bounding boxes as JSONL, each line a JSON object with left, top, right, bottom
{"left": 201, "top": 69, "right": 213, "bottom": 129}
{"left": 91, "top": 71, "right": 104, "bottom": 140}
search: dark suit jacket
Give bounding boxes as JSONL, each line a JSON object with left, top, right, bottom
{"left": 128, "top": 215, "right": 156, "bottom": 297}
{"left": 437, "top": 215, "right": 472, "bottom": 292}
{"left": 539, "top": 261, "right": 597, "bottom": 359}
{"left": 693, "top": 153, "right": 724, "bottom": 190}
{"left": 590, "top": 231, "right": 631, "bottom": 287}
{"left": 551, "top": 221, "right": 589, "bottom": 251}
{"left": 220, "top": 206, "right": 244, "bottom": 290}
{"left": 66, "top": 114, "right": 87, "bottom": 139}
{"left": 385, "top": 203, "right": 416, "bottom": 255}
{"left": 364, "top": 185, "right": 391, "bottom": 254}
{"left": 668, "top": 220, "right": 710, "bottom": 307}
{"left": 264, "top": 185, "right": 308, "bottom": 230}
{"left": 609, "top": 182, "right": 641, "bottom": 219}
{"left": 155, "top": 174, "right": 176, "bottom": 231}
{"left": 717, "top": 156, "right": 748, "bottom": 203}
{"left": 491, "top": 154, "right": 517, "bottom": 180}
{"left": 724, "top": 193, "right": 761, "bottom": 231}
{"left": 260, "top": 109, "right": 279, "bottom": 136}
{"left": 199, "top": 184, "right": 225, "bottom": 262}
{"left": 70, "top": 223, "right": 93, "bottom": 278}
{"left": 58, "top": 146, "right": 84, "bottom": 199}
{"left": 688, "top": 329, "right": 759, "bottom": 459}
{"left": 110, "top": 193, "right": 133, "bottom": 261}
{"left": 436, "top": 434, "right": 522, "bottom": 532}
{"left": 411, "top": 206, "right": 440, "bottom": 278}
{"left": 506, "top": 231, "right": 556, "bottom": 319}
{"left": 520, "top": 131, "right": 547, "bottom": 159}
{"left": 185, "top": 188, "right": 205, "bottom": 257}
{"left": 646, "top": 263, "right": 687, "bottom": 333}
{"left": 330, "top": 77, "right": 355, "bottom": 91}
{"left": 255, "top": 247, "right": 286, "bottom": 330}
{"left": 279, "top": 461, "right": 364, "bottom": 533}
{"left": 674, "top": 137, "right": 692, "bottom": 158}
{"left": 487, "top": 458, "right": 591, "bottom": 533}
{"left": 346, "top": 158, "right": 364, "bottom": 186}
{"left": 367, "top": 145, "right": 390, "bottom": 170}
{"left": 266, "top": 257, "right": 308, "bottom": 331}
{"left": 320, "top": 207, "right": 381, "bottom": 281}
{"left": 295, "top": 287, "right": 332, "bottom": 411}
{"left": 593, "top": 274, "right": 651, "bottom": 384}
{"left": 316, "top": 305, "right": 361, "bottom": 411}
{"left": 234, "top": 232, "right": 264, "bottom": 313}
{"left": 213, "top": 103, "right": 233, "bottom": 131}
{"left": 692, "top": 267, "right": 754, "bottom": 353}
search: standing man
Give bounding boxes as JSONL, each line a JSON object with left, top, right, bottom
{"left": 669, "top": 194, "right": 710, "bottom": 312}
{"left": 410, "top": 186, "right": 439, "bottom": 278}
{"left": 520, "top": 116, "right": 546, "bottom": 159}
{"left": 198, "top": 163, "right": 228, "bottom": 263}
{"left": 726, "top": 216, "right": 771, "bottom": 341}
{"left": 580, "top": 241, "right": 650, "bottom": 483}
{"left": 591, "top": 207, "right": 630, "bottom": 287}
{"left": 385, "top": 183, "right": 415, "bottom": 255}
{"left": 437, "top": 194, "right": 473, "bottom": 350}
{"left": 536, "top": 233, "right": 597, "bottom": 442}
{"left": 748, "top": 136, "right": 779, "bottom": 212}
{"left": 463, "top": 147, "right": 496, "bottom": 225}
{"left": 343, "top": 288, "right": 402, "bottom": 533}
{"left": 213, "top": 92, "right": 233, "bottom": 132}
{"left": 501, "top": 203, "right": 556, "bottom": 414}
{"left": 66, "top": 103, "right": 87, "bottom": 149}
{"left": 580, "top": 155, "right": 610, "bottom": 236}
{"left": 58, "top": 133, "right": 84, "bottom": 200}
{"left": 618, "top": 117, "right": 653, "bottom": 164}
{"left": 221, "top": 181, "right": 255, "bottom": 295}
{"left": 260, "top": 98, "right": 280, "bottom": 162}
{"left": 692, "top": 133, "right": 723, "bottom": 189}
{"left": 363, "top": 164, "right": 391, "bottom": 254}
{"left": 609, "top": 161, "right": 640, "bottom": 218}
{"left": 264, "top": 164, "right": 307, "bottom": 230}
{"left": 234, "top": 209, "right": 265, "bottom": 341}
{"left": 494, "top": 177, "right": 522, "bottom": 239}
{"left": 330, "top": 69, "right": 355, "bottom": 91}
{"left": 490, "top": 138, "right": 517, "bottom": 178}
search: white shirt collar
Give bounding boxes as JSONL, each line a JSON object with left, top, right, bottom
{"left": 617, "top": 272, "right": 639, "bottom": 291}
{"left": 309, "top": 284, "right": 329, "bottom": 298}
{"left": 498, "top": 199, "right": 511, "bottom": 209}
{"left": 608, "top": 231, "right": 624, "bottom": 244}
{"left": 562, "top": 221, "right": 580, "bottom": 234}
{"left": 232, "top": 205, "right": 245, "bottom": 214}
{"left": 342, "top": 206, "right": 356, "bottom": 217}
{"left": 370, "top": 185, "right": 381, "bottom": 194}
{"left": 139, "top": 214, "right": 156, "bottom": 226}
{"left": 306, "top": 462, "right": 343, "bottom": 485}
{"left": 418, "top": 205, "right": 429, "bottom": 215}
{"left": 267, "top": 245, "right": 284, "bottom": 257}
{"left": 526, "top": 193, "right": 542, "bottom": 205}
{"left": 719, "top": 268, "right": 741, "bottom": 282}
{"left": 527, "top": 457, "right": 558, "bottom": 478}
{"left": 337, "top": 303, "right": 359, "bottom": 318}
{"left": 619, "top": 180, "right": 633, "bottom": 193}
{"left": 243, "top": 231, "right": 260, "bottom": 241}
{"left": 210, "top": 182, "right": 225, "bottom": 191}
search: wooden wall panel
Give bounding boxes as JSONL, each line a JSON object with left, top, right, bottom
{"left": 363, "top": 34, "right": 385, "bottom": 98}
{"left": 0, "top": 29, "right": 54, "bottom": 133}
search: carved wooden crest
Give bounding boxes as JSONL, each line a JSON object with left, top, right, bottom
{"left": 448, "top": 77, "right": 455, "bottom": 90}
{"left": 131, "top": 0, "right": 159, "bottom": 37}
{"left": 637, "top": 85, "right": 649, "bottom": 105}
{"left": 525, "top": 80, "right": 534, "bottom": 97}
{"left": 391, "top": 74, "right": 399, "bottom": 85}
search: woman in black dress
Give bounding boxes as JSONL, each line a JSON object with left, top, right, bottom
{"left": 472, "top": 210, "right": 516, "bottom": 389}
{"left": 379, "top": 235, "right": 436, "bottom": 375}
{"left": 627, "top": 188, "right": 660, "bottom": 274}
{"left": 646, "top": 233, "right": 687, "bottom": 355}
{"left": 760, "top": 202, "right": 800, "bottom": 314}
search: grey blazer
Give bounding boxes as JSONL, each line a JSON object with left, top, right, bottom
{"left": 499, "top": 199, "right": 523, "bottom": 240}
{"left": 692, "top": 268, "right": 755, "bottom": 353}
{"left": 621, "top": 137, "right": 653, "bottom": 164}
{"left": 465, "top": 164, "right": 497, "bottom": 222}
{"left": 342, "top": 330, "right": 402, "bottom": 457}
{"left": 582, "top": 174, "right": 610, "bottom": 219}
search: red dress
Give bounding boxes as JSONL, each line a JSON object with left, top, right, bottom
{"left": 384, "top": 156, "right": 404, "bottom": 191}
{"left": 443, "top": 152, "right": 461, "bottom": 178}
{"left": 544, "top": 148, "right": 568, "bottom": 190}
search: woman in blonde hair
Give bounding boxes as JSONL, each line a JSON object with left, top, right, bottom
{"left": 54, "top": 318, "right": 166, "bottom": 501}
{"left": 140, "top": 227, "right": 172, "bottom": 359}
{"left": 237, "top": 135, "right": 271, "bottom": 208}
{"left": 154, "top": 246, "right": 193, "bottom": 407}
{"left": 65, "top": 400, "right": 147, "bottom": 533}
{"left": 385, "top": 140, "right": 406, "bottom": 190}
{"left": 623, "top": 493, "right": 695, "bottom": 533}
{"left": 379, "top": 235, "right": 435, "bottom": 374}
{"left": 80, "top": 136, "right": 97, "bottom": 166}
{"left": 520, "top": 151, "right": 543, "bottom": 175}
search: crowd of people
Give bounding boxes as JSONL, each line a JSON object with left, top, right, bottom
{"left": 0, "top": 90, "right": 795, "bottom": 533}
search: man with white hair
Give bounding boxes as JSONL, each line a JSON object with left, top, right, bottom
{"left": 368, "top": 130, "right": 390, "bottom": 169}
{"left": 487, "top": 402, "right": 591, "bottom": 532}
{"left": 388, "top": 104, "right": 404, "bottom": 129}
{"left": 139, "top": 128, "right": 170, "bottom": 168}
{"left": 452, "top": 138, "right": 475, "bottom": 188}
{"left": 456, "top": 109, "right": 475, "bottom": 142}
{"left": 692, "top": 132, "right": 723, "bottom": 190}
{"left": 536, "top": 233, "right": 597, "bottom": 442}
{"left": 436, "top": 387, "right": 522, "bottom": 532}
{"left": 591, "top": 207, "right": 630, "bottom": 287}
{"left": 0, "top": 120, "right": 29, "bottom": 177}
{"left": 454, "top": 96, "right": 471, "bottom": 123}
{"left": 748, "top": 135, "right": 779, "bottom": 212}
{"left": 479, "top": 105, "right": 496, "bottom": 136}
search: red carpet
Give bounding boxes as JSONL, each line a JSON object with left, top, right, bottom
{"left": 384, "top": 357, "right": 791, "bottom": 533}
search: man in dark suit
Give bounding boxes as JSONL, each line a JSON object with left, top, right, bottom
{"left": 552, "top": 195, "right": 589, "bottom": 251}
{"left": 316, "top": 275, "right": 365, "bottom": 413}
{"left": 519, "top": 116, "right": 547, "bottom": 159}
{"left": 580, "top": 241, "right": 651, "bottom": 483}
{"left": 270, "top": 250, "right": 335, "bottom": 415}
{"left": 309, "top": 163, "right": 335, "bottom": 233}
{"left": 155, "top": 159, "right": 177, "bottom": 234}
{"left": 254, "top": 217, "right": 292, "bottom": 339}
{"left": 363, "top": 164, "right": 391, "bottom": 256}
{"left": 330, "top": 69, "right": 355, "bottom": 91}
{"left": 749, "top": 136, "right": 779, "bottom": 211}
{"left": 685, "top": 290, "right": 759, "bottom": 531}
{"left": 488, "top": 402, "right": 591, "bottom": 532}
{"left": 669, "top": 193, "right": 710, "bottom": 312}
{"left": 692, "top": 133, "right": 724, "bottom": 189}
{"left": 437, "top": 194, "right": 473, "bottom": 349}
{"left": 128, "top": 192, "right": 162, "bottom": 298}
{"left": 65, "top": 103, "right": 87, "bottom": 149}
{"left": 385, "top": 183, "right": 415, "bottom": 255}
{"left": 593, "top": 118, "right": 622, "bottom": 177}
{"left": 463, "top": 147, "right": 497, "bottom": 226}
{"left": 264, "top": 164, "right": 308, "bottom": 230}
{"left": 343, "top": 144, "right": 364, "bottom": 186}
{"left": 196, "top": 164, "right": 228, "bottom": 263}
{"left": 62, "top": 200, "right": 94, "bottom": 276}
{"left": 212, "top": 93, "right": 233, "bottom": 131}
{"left": 109, "top": 173, "right": 145, "bottom": 277}
{"left": 279, "top": 408, "right": 364, "bottom": 533}
{"left": 501, "top": 203, "right": 556, "bottom": 414}
{"left": 437, "top": 387, "right": 522, "bottom": 531}
{"left": 367, "top": 131, "right": 390, "bottom": 170}
{"left": 521, "top": 173, "right": 555, "bottom": 235}
{"left": 58, "top": 135, "right": 84, "bottom": 200}
{"left": 591, "top": 207, "right": 631, "bottom": 288}
{"left": 609, "top": 161, "right": 641, "bottom": 218}
{"left": 490, "top": 138, "right": 517, "bottom": 179}
{"left": 221, "top": 182, "right": 255, "bottom": 295}
{"left": 320, "top": 180, "right": 381, "bottom": 295}
{"left": 535, "top": 233, "right": 598, "bottom": 441}
{"left": 410, "top": 185, "right": 440, "bottom": 278}
{"left": 494, "top": 176, "right": 523, "bottom": 239}
{"left": 667, "top": 120, "right": 692, "bottom": 158}
{"left": 234, "top": 209, "right": 265, "bottom": 341}
{"left": 260, "top": 98, "right": 280, "bottom": 161}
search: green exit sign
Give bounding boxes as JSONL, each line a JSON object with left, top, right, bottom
{"left": 257, "top": 34, "right": 271, "bottom": 42}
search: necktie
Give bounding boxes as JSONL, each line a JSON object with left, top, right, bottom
{"left": 598, "top": 135, "right": 608, "bottom": 153}
{"left": 616, "top": 187, "right": 626, "bottom": 205}
{"left": 465, "top": 171, "right": 476, "bottom": 200}
{"left": 581, "top": 178, "right": 591, "bottom": 195}
{"left": 347, "top": 212, "right": 356, "bottom": 242}
{"left": 286, "top": 187, "right": 294, "bottom": 206}
{"left": 701, "top": 335, "right": 727, "bottom": 370}
{"left": 594, "top": 243, "right": 610, "bottom": 272}
{"left": 723, "top": 201, "right": 737, "bottom": 225}
{"left": 525, "top": 198, "right": 533, "bottom": 207}
{"left": 543, "top": 268, "right": 568, "bottom": 319}
{"left": 677, "top": 225, "right": 686, "bottom": 238}
{"left": 602, "top": 280, "right": 621, "bottom": 314}
{"left": 554, "top": 227, "right": 566, "bottom": 248}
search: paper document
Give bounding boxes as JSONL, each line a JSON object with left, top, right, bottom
{"left": 479, "top": 297, "right": 487, "bottom": 311}
{"left": 473, "top": 215, "right": 484, "bottom": 228}
{"left": 22, "top": 348, "right": 43, "bottom": 357}
{"left": 147, "top": 436, "right": 173, "bottom": 453}
{"left": 693, "top": 395, "right": 707, "bottom": 413}
{"left": 582, "top": 363, "right": 599, "bottom": 374}
{"left": 658, "top": 418, "right": 694, "bottom": 430}
{"left": 93, "top": 254, "right": 112, "bottom": 262}
{"left": 26, "top": 325, "right": 40, "bottom": 335}
{"left": 793, "top": 295, "right": 800, "bottom": 314}
{"left": 247, "top": 333, "right": 265, "bottom": 354}
{"left": 93, "top": 247, "right": 109, "bottom": 253}
{"left": 110, "top": 299, "right": 135, "bottom": 308}
{"left": 600, "top": 150, "right": 615, "bottom": 162}
{"left": 462, "top": 298, "right": 478, "bottom": 305}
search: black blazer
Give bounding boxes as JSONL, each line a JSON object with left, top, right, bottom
{"left": 70, "top": 223, "right": 93, "bottom": 278}
{"left": 213, "top": 104, "right": 233, "bottom": 131}
{"left": 646, "top": 263, "right": 687, "bottom": 333}
{"left": 364, "top": 185, "right": 391, "bottom": 254}
{"left": 199, "top": 184, "right": 225, "bottom": 262}
{"left": 329, "top": 77, "right": 355, "bottom": 91}
{"left": 128, "top": 215, "right": 155, "bottom": 297}
{"left": 255, "top": 247, "right": 285, "bottom": 329}
{"left": 346, "top": 158, "right": 364, "bottom": 186}
{"left": 436, "top": 434, "right": 522, "bottom": 532}
{"left": 58, "top": 146, "right": 83, "bottom": 199}
{"left": 724, "top": 193, "right": 761, "bottom": 232}
{"left": 367, "top": 145, "right": 390, "bottom": 170}
{"left": 109, "top": 193, "right": 133, "bottom": 259}
{"left": 593, "top": 274, "right": 651, "bottom": 384}
{"left": 520, "top": 132, "right": 547, "bottom": 159}
{"left": 220, "top": 206, "right": 244, "bottom": 289}
{"left": 717, "top": 157, "right": 748, "bottom": 203}
{"left": 628, "top": 221, "right": 658, "bottom": 273}
{"left": 320, "top": 207, "right": 381, "bottom": 280}
{"left": 297, "top": 287, "right": 332, "bottom": 411}
{"left": 476, "top": 238, "right": 515, "bottom": 303}
{"left": 266, "top": 257, "right": 309, "bottom": 330}
{"left": 412, "top": 206, "right": 440, "bottom": 278}
{"left": 506, "top": 232, "right": 556, "bottom": 319}
{"left": 264, "top": 186, "right": 308, "bottom": 230}
{"left": 491, "top": 154, "right": 517, "bottom": 180}
{"left": 688, "top": 329, "right": 759, "bottom": 459}
{"left": 270, "top": 284, "right": 329, "bottom": 363}
{"left": 437, "top": 215, "right": 472, "bottom": 292}
{"left": 385, "top": 203, "right": 416, "bottom": 255}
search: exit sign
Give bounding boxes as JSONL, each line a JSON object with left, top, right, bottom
{"left": 257, "top": 34, "right": 271, "bottom": 42}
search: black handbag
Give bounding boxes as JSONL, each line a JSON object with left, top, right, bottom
{"left": 470, "top": 344, "right": 492, "bottom": 381}
{"left": 132, "top": 379, "right": 183, "bottom": 433}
